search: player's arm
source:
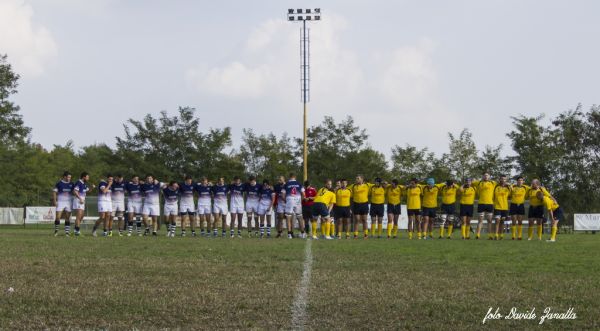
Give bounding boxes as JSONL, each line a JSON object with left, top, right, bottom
{"left": 52, "top": 186, "right": 58, "bottom": 206}
{"left": 73, "top": 186, "right": 84, "bottom": 203}
{"left": 328, "top": 193, "right": 337, "bottom": 213}
{"left": 270, "top": 192, "right": 276, "bottom": 207}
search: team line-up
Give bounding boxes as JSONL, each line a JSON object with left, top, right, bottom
{"left": 52, "top": 171, "right": 564, "bottom": 242}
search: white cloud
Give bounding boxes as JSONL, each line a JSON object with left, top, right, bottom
{"left": 187, "top": 15, "right": 362, "bottom": 104}
{"left": 0, "top": 0, "right": 57, "bottom": 76}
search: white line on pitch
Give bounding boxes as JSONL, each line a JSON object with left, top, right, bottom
{"left": 291, "top": 239, "right": 313, "bottom": 330}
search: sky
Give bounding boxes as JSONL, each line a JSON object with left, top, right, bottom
{"left": 1, "top": 0, "right": 599, "bottom": 158}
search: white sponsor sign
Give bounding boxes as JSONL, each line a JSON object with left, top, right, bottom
{"left": 0, "top": 208, "right": 24, "bottom": 225}
{"left": 25, "top": 206, "right": 56, "bottom": 224}
{"left": 574, "top": 214, "right": 600, "bottom": 231}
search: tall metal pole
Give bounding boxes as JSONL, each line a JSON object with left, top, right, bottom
{"left": 302, "top": 19, "right": 308, "bottom": 181}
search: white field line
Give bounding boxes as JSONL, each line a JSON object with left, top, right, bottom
{"left": 291, "top": 239, "right": 313, "bottom": 330}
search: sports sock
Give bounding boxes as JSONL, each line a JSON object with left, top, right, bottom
{"left": 54, "top": 219, "right": 60, "bottom": 232}
{"left": 439, "top": 226, "right": 445, "bottom": 238}
{"left": 408, "top": 231, "right": 413, "bottom": 239}
{"left": 551, "top": 225, "right": 557, "bottom": 240}
{"left": 363, "top": 228, "right": 369, "bottom": 237}
{"left": 64, "top": 220, "right": 71, "bottom": 234}
{"left": 387, "top": 224, "right": 393, "bottom": 237}
{"left": 354, "top": 231, "right": 359, "bottom": 237}
{"left": 518, "top": 224, "right": 523, "bottom": 238}
{"left": 377, "top": 223, "right": 382, "bottom": 237}
{"left": 324, "top": 222, "right": 330, "bottom": 236}
{"left": 312, "top": 220, "right": 318, "bottom": 236}
{"left": 370, "top": 223, "right": 376, "bottom": 236}
{"left": 537, "top": 224, "right": 543, "bottom": 240}
{"left": 329, "top": 223, "right": 335, "bottom": 236}
{"left": 460, "top": 225, "right": 465, "bottom": 238}
{"left": 266, "top": 227, "right": 271, "bottom": 236}
{"left": 74, "top": 226, "right": 80, "bottom": 233}
{"left": 417, "top": 231, "right": 422, "bottom": 239}
{"left": 528, "top": 225, "right": 534, "bottom": 239}
{"left": 393, "top": 225, "right": 398, "bottom": 237}
{"left": 511, "top": 225, "right": 516, "bottom": 239}
{"left": 447, "top": 225, "right": 453, "bottom": 237}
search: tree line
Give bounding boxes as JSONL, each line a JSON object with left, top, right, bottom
{"left": 1, "top": 54, "right": 599, "bottom": 214}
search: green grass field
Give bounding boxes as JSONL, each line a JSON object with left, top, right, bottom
{"left": 1, "top": 226, "right": 599, "bottom": 330}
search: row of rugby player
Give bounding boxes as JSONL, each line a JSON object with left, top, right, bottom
{"left": 51, "top": 171, "right": 563, "bottom": 242}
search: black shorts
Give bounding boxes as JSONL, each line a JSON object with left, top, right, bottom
{"left": 440, "top": 204, "right": 455, "bottom": 215}
{"left": 302, "top": 205, "right": 312, "bottom": 220}
{"left": 528, "top": 205, "right": 544, "bottom": 219}
{"left": 509, "top": 203, "right": 525, "bottom": 216}
{"left": 494, "top": 210, "right": 509, "bottom": 218}
{"left": 369, "top": 203, "right": 384, "bottom": 217}
{"left": 407, "top": 209, "right": 421, "bottom": 216}
{"left": 179, "top": 211, "right": 195, "bottom": 216}
{"left": 387, "top": 203, "right": 401, "bottom": 215}
{"left": 353, "top": 202, "right": 369, "bottom": 215}
{"left": 460, "top": 204, "right": 474, "bottom": 217}
{"left": 422, "top": 207, "right": 437, "bottom": 218}
{"left": 552, "top": 207, "right": 564, "bottom": 222}
{"left": 477, "top": 204, "right": 494, "bottom": 214}
{"left": 333, "top": 206, "right": 351, "bottom": 218}
{"left": 311, "top": 202, "right": 329, "bottom": 218}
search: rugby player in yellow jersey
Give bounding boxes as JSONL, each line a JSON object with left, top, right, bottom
{"left": 421, "top": 178, "right": 442, "bottom": 240}
{"left": 405, "top": 178, "right": 423, "bottom": 240}
{"left": 458, "top": 178, "right": 476, "bottom": 239}
{"left": 334, "top": 179, "right": 352, "bottom": 239}
{"left": 472, "top": 172, "right": 497, "bottom": 239}
{"left": 311, "top": 179, "right": 336, "bottom": 240}
{"left": 329, "top": 179, "right": 342, "bottom": 237}
{"left": 526, "top": 179, "right": 551, "bottom": 240}
{"left": 385, "top": 179, "right": 403, "bottom": 238}
{"left": 350, "top": 175, "right": 372, "bottom": 239}
{"left": 540, "top": 192, "right": 562, "bottom": 242}
{"left": 492, "top": 175, "right": 511, "bottom": 240}
{"left": 368, "top": 178, "right": 386, "bottom": 238}
{"left": 509, "top": 176, "right": 529, "bottom": 240}
{"left": 439, "top": 180, "right": 459, "bottom": 239}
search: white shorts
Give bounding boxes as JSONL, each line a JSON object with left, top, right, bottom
{"left": 142, "top": 204, "right": 160, "bottom": 217}
{"left": 276, "top": 201, "right": 286, "bottom": 214}
{"left": 285, "top": 196, "right": 302, "bottom": 215}
{"left": 197, "top": 204, "right": 212, "bottom": 215}
{"left": 112, "top": 200, "right": 126, "bottom": 213}
{"left": 56, "top": 200, "right": 72, "bottom": 213}
{"left": 213, "top": 202, "right": 228, "bottom": 215}
{"left": 246, "top": 200, "right": 260, "bottom": 213}
{"left": 230, "top": 202, "right": 245, "bottom": 214}
{"left": 127, "top": 201, "right": 142, "bottom": 214}
{"left": 98, "top": 200, "right": 113, "bottom": 213}
{"left": 257, "top": 202, "right": 272, "bottom": 216}
{"left": 71, "top": 199, "right": 85, "bottom": 211}
{"left": 179, "top": 203, "right": 196, "bottom": 214}
{"left": 164, "top": 204, "right": 178, "bottom": 216}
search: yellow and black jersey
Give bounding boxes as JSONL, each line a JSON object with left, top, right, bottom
{"left": 385, "top": 185, "right": 403, "bottom": 205}
{"left": 493, "top": 185, "right": 511, "bottom": 211}
{"left": 422, "top": 184, "right": 444, "bottom": 208}
{"left": 335, "top": 188, "right": 352, "bottom": 207}
{"left": 314, "top": 188, "right": 336, "bottom": 206}
{"left": 510, "top": 184, "right": 530, "bottom": 204}
{"left": 349, "top": 183, "right": 372, "bottom": 204}
{"left": 405, "top": 185, "right": 423, "bottom": 210}
{"left": 472, "top": 180, "right": 497, "bottom": 205}
{"left": 459, "top": 186, "right": 476, "bottom": 205}
{"left": 543, "top": 195, "right": 559, "bottom": 212}
{"left": 369, "top": 185, "right": 386, "bottom": 204}
{"left": 440, "top": 184, "right": 459, "bottom": 205}
{"left": 527, "top": 186, "right": 550, "bottom": 207}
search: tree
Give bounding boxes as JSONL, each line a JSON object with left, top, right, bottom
{"left": 238, "top": 129, "right": 300, "bottom": 181}
{"left": 507, "top": 115, "right": 558, "bottom": 186}
{"left": 390, "top": 144, "right": 436, "bottom": 183}
{"left": 297, "top": 116, "right": 384, "bottom": 183}
{"left": 445, "top": 129, "right": 477, "bottom": 180}
{"left": 115, "top": 107, "right": 243, "bottom": 181}
{"left": 474, "top": 144, "right": 513, "bottom": 178}
{"left": 0, "top": 54, "right": 30, "bottom": 146}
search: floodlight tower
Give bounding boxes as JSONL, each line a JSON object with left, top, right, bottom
{"left": 287, "top": 8, "right": 321, "bottom": 181}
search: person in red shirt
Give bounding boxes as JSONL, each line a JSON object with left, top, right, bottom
{"left": 302, "top": 181, "right": 317, "bottom": 233}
